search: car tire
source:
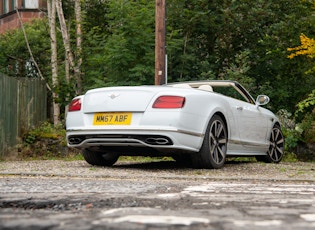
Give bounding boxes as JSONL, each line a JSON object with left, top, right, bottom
{"left": 192, "top": 114, "right": 227, "bottom": 169}
{"left": 82, "top": 150, "right": 119, "bottom": 166}
{"left": 256, "top": 124, "right": 284, "bottom": 163}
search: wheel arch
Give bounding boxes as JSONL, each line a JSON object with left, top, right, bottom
{"left": 274, "top": 121, "right": 281, "bottom": 128}
{"left": 191, "top": 111, "right": 228, "bottom": 169}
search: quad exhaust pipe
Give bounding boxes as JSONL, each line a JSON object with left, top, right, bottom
{"left": 68, "top": 137, "right": 84, "bottom": 145}
{"left": 145, "top": 137, "right": 171, "bottom": 145}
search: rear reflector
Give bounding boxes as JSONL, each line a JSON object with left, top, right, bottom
{"left": 152, "top": 96, "right": 185, "bottom": 108}
{"left": 69, "top": 98, "right": 81, "bottom": 111}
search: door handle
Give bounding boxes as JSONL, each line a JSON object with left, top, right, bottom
{"left": 236, "top": 106, "right": 243, "bottom": 111}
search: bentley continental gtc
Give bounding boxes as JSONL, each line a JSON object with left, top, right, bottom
{"left": 66, "top": 80, "right": 284, "bottom": 169}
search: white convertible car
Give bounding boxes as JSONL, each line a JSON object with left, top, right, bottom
{"left": 66, "top": 80, "right": 284, "bottom": 169}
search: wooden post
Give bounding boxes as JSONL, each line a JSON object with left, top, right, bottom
{"left": 155, "top": 0, "right": 166, "bottom": 85}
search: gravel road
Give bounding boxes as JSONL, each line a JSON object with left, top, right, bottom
{"left": 0, "top": 159, "right": 314, "bottom": 230}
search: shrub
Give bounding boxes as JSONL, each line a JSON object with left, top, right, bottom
{"left": 18, "top": 122, "right": 80, "bottom": 160}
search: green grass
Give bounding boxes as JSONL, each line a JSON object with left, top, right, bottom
{"left": 282, "top": 152, "right": 299, "bottom": 162}
{"left": 119, "top": 156, "right": 173, "bottom": 162}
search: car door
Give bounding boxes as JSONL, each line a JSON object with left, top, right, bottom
{"left": 231, "top": 99, "right": 269, "bottom": 148}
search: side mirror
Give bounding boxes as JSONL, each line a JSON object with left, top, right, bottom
{"left": 256, "top": 95, "right": 270, "bottom": 106}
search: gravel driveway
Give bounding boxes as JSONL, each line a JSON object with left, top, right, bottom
{"left": 0, "top": 159, "right": 314, "bottom": 181}
{"left": 0, "top": 159, "right": 315, "bottom": 229}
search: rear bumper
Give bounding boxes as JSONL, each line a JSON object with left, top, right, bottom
{"left": 66, "top": 127, "right": 203, "bottom": 153}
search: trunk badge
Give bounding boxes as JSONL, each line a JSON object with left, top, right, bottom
{"left": 108, "top": 93, "right": 120, "bottom": 99}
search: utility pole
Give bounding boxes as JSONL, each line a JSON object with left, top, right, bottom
{"left": 155, "top": 0, "right": 166, "bottom": 85}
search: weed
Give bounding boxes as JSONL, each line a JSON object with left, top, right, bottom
{"left": 283, "top": 152, "right": 298, "bottom": 162}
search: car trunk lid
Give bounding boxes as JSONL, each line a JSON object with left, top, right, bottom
{"left": 83, "top": 86, "right": 160, "bottom": 113}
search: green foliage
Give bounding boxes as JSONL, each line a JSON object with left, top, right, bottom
{"left": 1, "top": 0, "right": 315, "bottom": 124}
{"left": 22, "top": 122, "right": 66, "bottom": 145}
{"left": 82, "top": 0, "right": 155, "bottom": 90}
{"left": 282, "top": 152, "right": 299, "bottom": 162}
{"left": 166, "top": 0, "right": 221, "bottom": 81}
{"left": 165, "top": 0, "right": 315, "bottom": 112}
{"left": 16, "top": 122, "right": 82, "bottom": 160}
{"left": 222, "top": 50, "right": 255, "bottom": 90}
{"left": 299, "top": 113, "right": 315, "bottom": 143}
{"left": 282, "top": 127, "right": 302, "bottom": 150}
{"left": 277, "top": 109, "right": 302, "bottom": 150}
{"left": 295, "top": 89, "right": 315, "bottom": 119}
{"left": 277, "top": 100, "right": 315, "bottom": 153}
{"left": 0, "top": 19, "right": 51, "bottom": 78}
{"left": 247, "top": 0, "right": 315, "bottom": 112}
{"left": 292, "top": 89, "right": 315, "bottom": 145}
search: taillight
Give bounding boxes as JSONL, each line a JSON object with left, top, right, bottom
{"left": 152, "top": 96, "right": 185, "bottom": 108}
{"left": 69, "top": 98, "right": 81, "bottom": 111}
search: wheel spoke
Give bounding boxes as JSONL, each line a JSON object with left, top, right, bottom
{"left": 210, "top": 142, "right": 216, "bottom": 154}
{"left": 217, "top": 146, "right": 225, "bottom": 160}
{"left": 269, "top": 148, "right": 276, "bottom": 161}
{"left": 273, "top": 149, "right": 279, "bottom": 161}
{"left": 216, "top": 122, "right": 223, "bottom": 137}
{"left": 210, "top": 132, "right": 216, "bottom": 142}
{"left": 276, "top": 146, "right": 283, "bottom": 155}
{"left": 276, "top": 138, "right": 284, "bottom": 145}
{"left": 270, "top": 131, "right": 275, "bottom": 142}
{"left": 212, "top": 121, "right": 226, "bottom": 164}
{"left": 218, "top": 138, "right": 227, "bottom": 144}
{"left": 274, "top": 129, "right": 279, "bottom": 141}
{"left": 269, "top": 147, "right": 275, "bottom": 160}
{"left": 213, "top": 149, "right": 219, "bottom": 163}
{"left": 212, "top": 122, "right": 217, "bottom": 136}
{"left": 209, "top": 132, "right": 216, "bottom": 153}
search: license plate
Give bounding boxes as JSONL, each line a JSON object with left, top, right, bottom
{"left": 93, "top": 113, "right": 132, "bottom": 125}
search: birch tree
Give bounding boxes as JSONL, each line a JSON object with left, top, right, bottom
{"left": 55, "top": 0, "right": 82, "bottom": 95}
{"left": 47, "top": 0, "right": 60, "bottom": 125}
{"left": 75, "top": 0, "right": 83, "bottom": 94}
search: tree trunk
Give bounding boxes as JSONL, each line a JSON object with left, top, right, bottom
{"left": 55, "top": 0, "right": 74, "bottom": 68}
{"left": 55, "top": 0, "right": 82, "bottom": 95}
{"left": 74, "top": 0, "right": 82, "bottom": 95}
{"left": 47, "top": 0, "right": 60, "bottom": 126}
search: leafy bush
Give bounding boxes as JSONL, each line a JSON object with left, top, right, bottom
{"left": 18, "top": 122, "right": 80, "bottom": 160}
{"left": 22, "top": 122, "right": 66, "bottom": 145}
{"left": 277, "top": 98, "right": 315, "bottom": 162}
{"left": 295, "top": 89, "right": 315, "bottom": 122}
{"left": 282, "top": 152, "right": 299, "bottom": 162}
{"left": 277, "top": 109, "right": 302, "bottom": 150}
{"left": 293, "top": 90, "right": 315, "bottom": 144}
{"left": 299, "top": 113, "right": 315, "bottom": 143}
